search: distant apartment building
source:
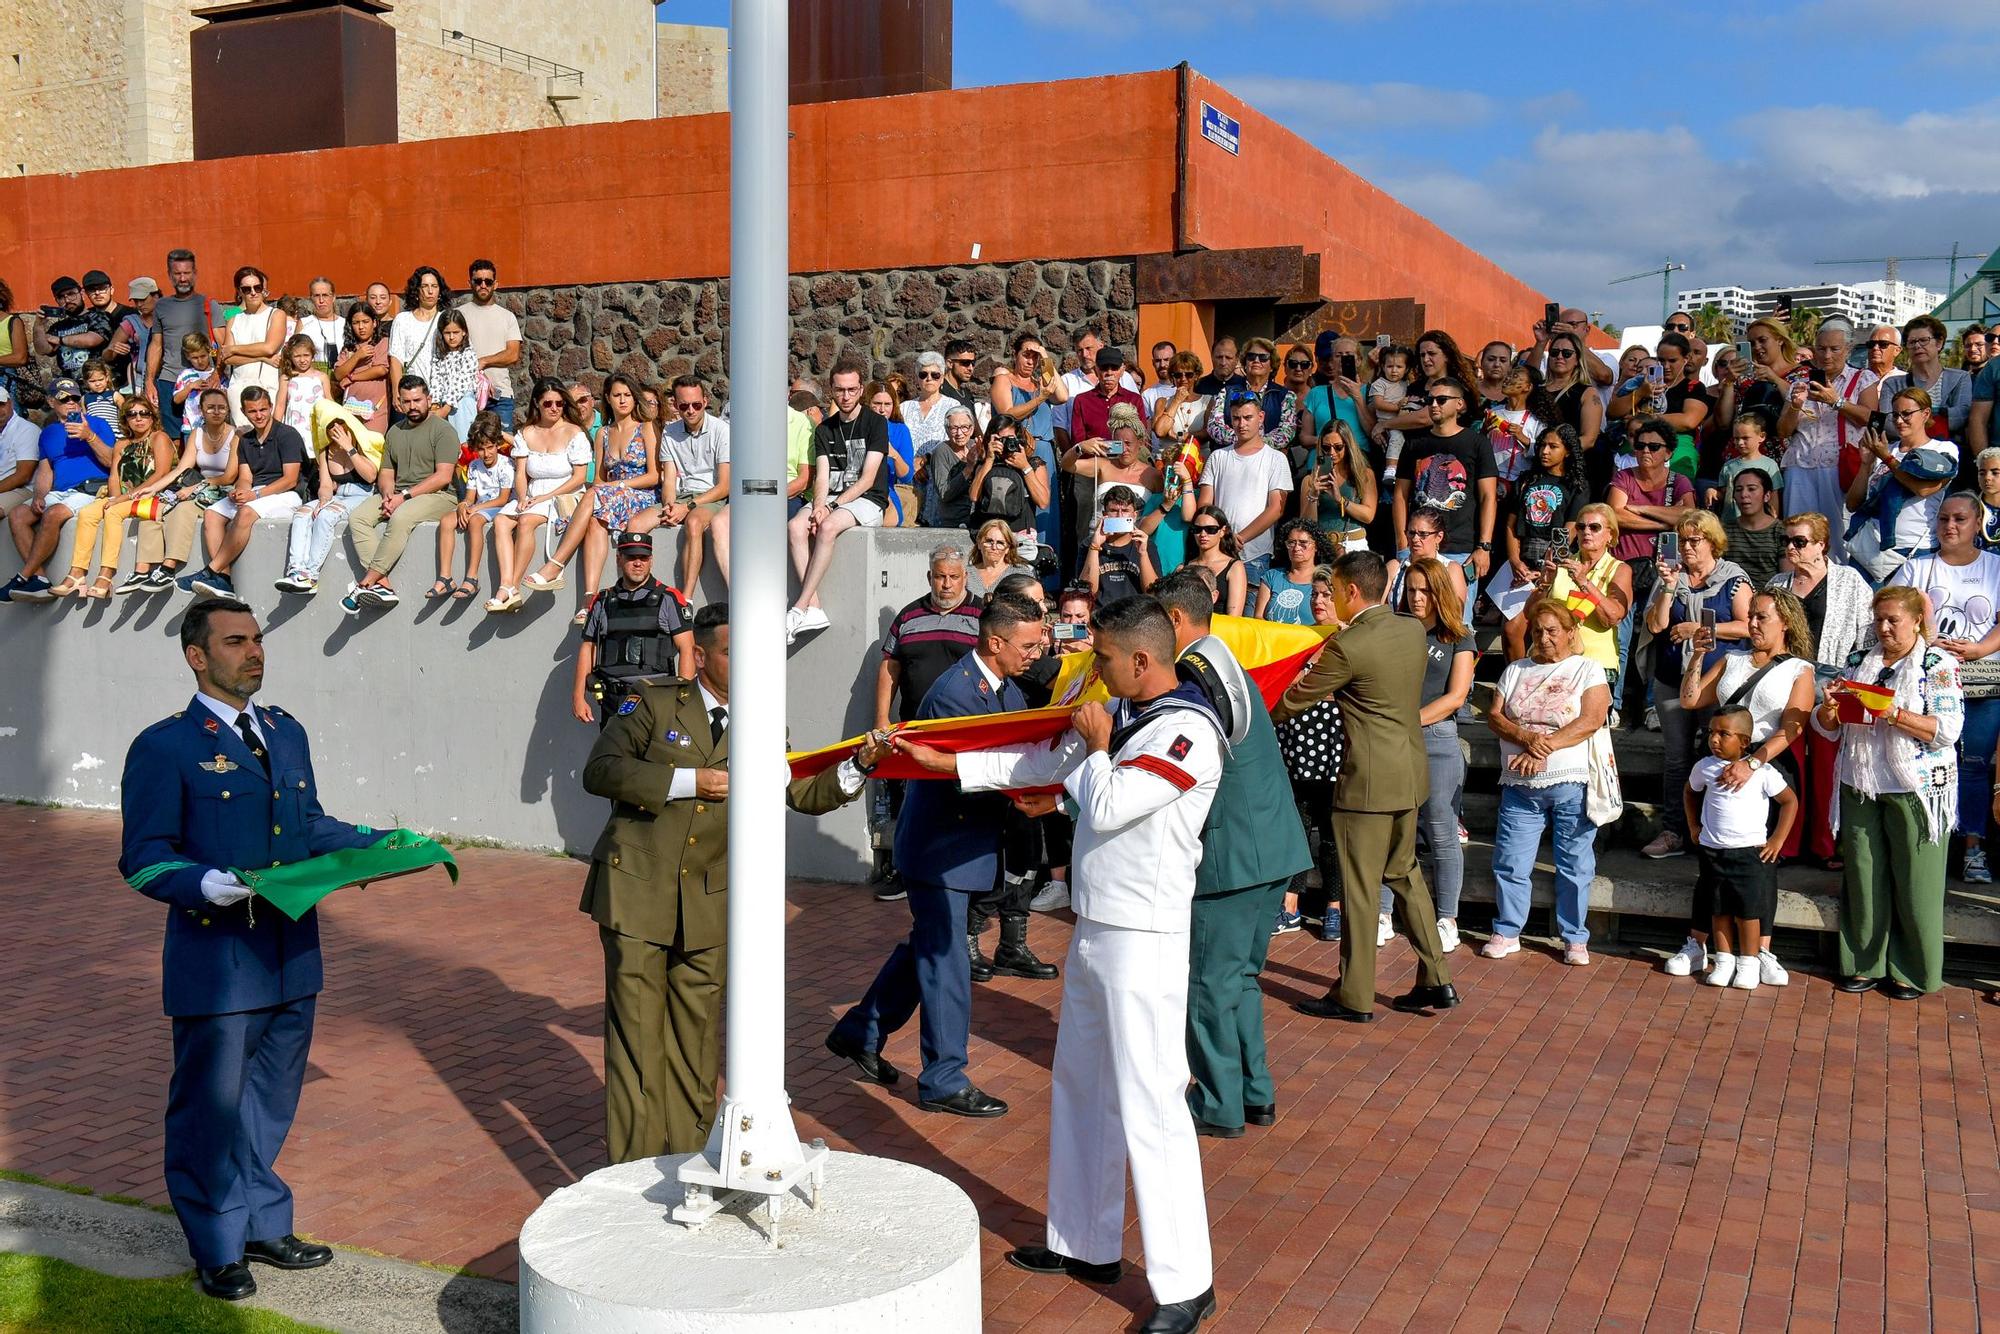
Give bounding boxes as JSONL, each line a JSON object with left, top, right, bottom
{"left": 1, "top": 1, "right": 727, "bottom": 177}
{"left": 1676, "top": 279, "right": 1942, "bottom": 335}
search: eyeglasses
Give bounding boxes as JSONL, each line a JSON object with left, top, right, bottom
{"left": 1242, "top": 352, "right": 1271, "bottom": 362}
{"left": 1892, "top": 408, "right": 1925, "bottom": 421}
{"left": 1190, "top": 524, "right": 1224, "bottom": 535}
{"left": 1865, "top": 339, "right": 1898, "bottom": 350}
{"left": 1782, "top": 535, "right": 1813, "bottom": 549}
{"left": 979, "top": 538, "right": 1010, "bottom": 547}
{"left": 1681, "top": 534, "right": 1710, "bottom": 547}
{"left": 238, "top": 283, "right": 263, "bottom": 294}
{"left": 1425, "top": 395, "right": 1462, "bottom": 407}
{"left": 1409, "top": 529, "right": 1441, "bottom": 541}
{"left": 917, "top": 370, "right": 943, "bottom": 380}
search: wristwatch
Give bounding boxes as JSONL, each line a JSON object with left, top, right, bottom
{"left": 1745, "top": 756, "right": 1764, "bottom": 771}
{"left": 1475, "top": 541, "right": 1493, "bottom": 553}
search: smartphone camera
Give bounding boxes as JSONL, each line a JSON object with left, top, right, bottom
{"left": 1102, "top": 515, "right": 1136, "bottom": 535}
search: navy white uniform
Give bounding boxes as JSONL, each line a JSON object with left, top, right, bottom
{"left": 959, "top": 681, "right": 1224, "bottom": 1306}
{"left": 119, "top": 694, "right": 376, "bottom": 1269}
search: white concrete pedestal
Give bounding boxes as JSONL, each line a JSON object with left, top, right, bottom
{"left": 518, "top": 1152, "right": 982, "bottom": 1333}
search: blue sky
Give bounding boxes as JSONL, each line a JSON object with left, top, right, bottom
{"left": 657, "top": 0, "right": 2000, "bottom": 326}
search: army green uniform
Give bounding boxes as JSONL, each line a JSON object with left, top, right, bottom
{"left": 1185, "top": 646, "right": 1312, "bottom": 1131}
{"left": 582, "top": 679, "right": 856, "bottom": 1161}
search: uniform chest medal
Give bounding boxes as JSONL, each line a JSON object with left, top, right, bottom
{"left": 200, "top": 756, "right": 239, "bottom": 774}
{"left": 666, "top": 730, "right": 689, "bottom": 746}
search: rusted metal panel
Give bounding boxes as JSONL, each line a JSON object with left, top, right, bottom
{"left": 1136, "top": 246, "right": 1308, "bottom": 304}
{"left": 789, "top": 0, "right": 952, "bottom": 106}
{"left": 192, "top": 0, "right": 397, "bottom": 160}
{"left": 1280, "top": 297, "right": 1428, "bottom": 348}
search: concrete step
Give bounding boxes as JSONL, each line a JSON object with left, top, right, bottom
{"left": 1444, "top": 840, "right": 2000, "bottom": 948}
{"left": 1462, "top": 791, "right": 1664, "bottom": 845}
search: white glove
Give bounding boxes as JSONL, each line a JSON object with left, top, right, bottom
{"left": 200, "top": 869, "right": 252, "bottom": 907}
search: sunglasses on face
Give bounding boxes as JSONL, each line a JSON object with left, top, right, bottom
{"left": 1285, "top": 359, "right": 1312, "bottom": 371}
{"left": 1425, "top": 395, "right": 1461, "bottom": 407}
{"left": 1782, "top": 535, "right": 1813, "bottom": 549}
{"left": 1170, "top": 372, "right": 1196, "bottom": 382}
{"left": 1410, "top": 529, "right": 1441, "bottom": 541}
{"left": 1892, "top": 409, "right": 1924, "bottom": 421}
{"left": 1242, "top": 352, "right": 1271, "bottom": 362}
{"left": 128, "top": 409, "right": 155, "bottom": 419}
{"left": 1548, "top": 348, "right": 1576, "bottom": 359}
{"left": 539, "top": 398, "right": 565, "bottom": 409}
{"left": 54, "top": 394, "right": 81, "bottom": 403}
{"left": 1578, "top": 522, "right": 1605, "bottom": 532}
{"left": 676, "top": 400, "right": 705, "bottom": 412}
{"left": 239, "top": 283, "right": 263, "bottom": 294}
{"left": 470, "top": 276, "right": 496, "bottom": 286}
{"left": 1634, "top": 441, "right": 1668, "bottom": 452}
{"left": 917, "top": 370, "right": 943, "bottom": 380}
{"left": 949, "top": 357, "right": 975, "bottom": 368}
{"left": 1190, "top": 524, "right": 1223, "bottom": 535}
{"left": 1866, "top": 339, "right": 1898, "bottom": 350}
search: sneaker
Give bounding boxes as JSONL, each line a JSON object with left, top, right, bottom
{"left": 872, "top": 885, "right": 907, "bottom": 902}
{"left": 369, "top": 584, "right": 400, "bottom": 607}
{"left": 0, "top": 575, "right": 24, "bottom": 603}
{"left": 1457, "top": 821, "right": 1470, "bottom": 846}
{"left": 1965, "top": 846, "right": 1992, "bottom": 885}
{"left": 189, "top": 569, "right": 234, "bottom": 598}
{"left": 785, "top": 606, "right": 805, "bottom": 645}
{"left": 1320, "top": 907, "right": 1342, "bottom": 942}
{"left": 1273, "top": 910, "right": 1303, "bottom": 936}
{"left": 1563, "top": 942, "right": 1591, "bottom": 966}
{"left": 797, "top": 606, "right": 830, "bottom": 632}
{"left": 1437, "top": 918, "right": 1461, "bottom": 953}
{"left": 339, "top": 593, "right": 364, "bottom": 617}
{"left": 174, "top": 569, "right": 205, "bottom": 594}
{"left": 1607, "top": 709, "right": 1622, "bottom": 731}
{"left": 1640, "top": 831, "right": 1684, "bottom": 859}
{"left": 114, "top": 571, "right": 151, "bottom": 596}
{"left": 1663, "top": 936, "right": 1706, "bottom": 977}
{"left": 1377, "top": 913, "right": 1394, "bottom": 947}
{"left": 1757, "top": 950, "right": 1789, "bottom": 987}
{"left": 1643, "top": 707, "right": 1660, "bottom": 732}
{"left": 1480, "top": 934, "right": 1520, "bottom": 960}
{"left": 10, "top": 575, "right": 53, "bottom": 602}
{"left": 1704, "top": 953, "right": 1738, "bottom": 987}
{"left": 1731, "top": 956, "right": 1761, "bottom": 990}
{"left": 143, "top": 566, "right": 175, "bottom": 591}
{"left": 1028, "top": 880, "right": 1071, "bottom": 913}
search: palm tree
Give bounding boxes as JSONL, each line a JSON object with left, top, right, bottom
{"left": 1784, "top": 306, "right": 1824, "bottom": 348}
{"left": 1692, "top": 303, "right": 1734, "bottom": 342}
{"left": 1598, "top": 320, "right": 1621, "bottom": 340}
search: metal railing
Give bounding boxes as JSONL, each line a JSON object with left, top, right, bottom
{"left": 440, "top": 28, "right": 584, "bottom": 86}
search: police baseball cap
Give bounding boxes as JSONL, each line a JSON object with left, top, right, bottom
{"left": 82, "top": 269, "right": 112, "bottom": 289}
{"left": 616, "top": 533, "right": 655, "bottom": 557}
{"left": 46, "top": 377, "right": 83, "bottom": 400}
{"left": 50, "top": 276, "right": 80, "bottom": 296}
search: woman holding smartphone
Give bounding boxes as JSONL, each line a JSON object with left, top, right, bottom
{"left": 1642, "top": 510, "right": 1754, "bottom": 859}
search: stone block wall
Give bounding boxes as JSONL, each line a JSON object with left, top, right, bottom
{"left": 507, "top": 258, "right": 1139, "bottom": 402}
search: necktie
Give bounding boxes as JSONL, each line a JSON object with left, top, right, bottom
{"left": 709, "top": 705, "right": 727, "bottom": 745}
{"left": 236, "top": 715, "right": 268, "bottom": 769}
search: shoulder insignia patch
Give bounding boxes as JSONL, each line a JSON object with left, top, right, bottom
{"left": 202, "top": 716, "right": 220, "bottom": 735}
{"left": 617, "top": 696, "right": 640, "bottom": 716}
{"left": 1168, "top": 734, "right": 1193, "bottom": 760}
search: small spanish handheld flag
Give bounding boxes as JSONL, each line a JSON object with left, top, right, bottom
{"left": 1833, "top": 678, "right": 1894, "bottom": 724}
{"left": 789, "top": 615, "right": 1332, "bottom": 781}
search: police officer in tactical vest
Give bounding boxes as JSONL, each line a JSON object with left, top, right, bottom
{"left": 572, "top": 533, "right": 696, "bottom": 726}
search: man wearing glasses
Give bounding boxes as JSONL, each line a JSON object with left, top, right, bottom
{"left": 2, "top": 377, "right": 114, "bottom": 602}
{"left": 1875, "top": 316, "right": 1972, "bottom": 463}
{"left": 1392, "top": 379, "right": 1498, "bottom": 604}
{"left": 938, "top": 338, "right": 983, "bottom": 417}
{"left": 457, "top": 260, "right": 522, "bottom": 430}
{"left": 35, "top": 275, "right": 112, "bottom": 381}
{"left": 657, "top": 375, "right": 732, "bottom": 595}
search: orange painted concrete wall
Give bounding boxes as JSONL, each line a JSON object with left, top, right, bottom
{"left": 1180, "top": 74, "right": 1548, "bottom": 351}
{"left": 0, "top": 72, "right": 1181, "bottom": 297}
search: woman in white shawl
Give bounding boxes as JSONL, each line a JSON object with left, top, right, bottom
{"left": 1812, "top": 583, "right": 1962, "bottom": 998}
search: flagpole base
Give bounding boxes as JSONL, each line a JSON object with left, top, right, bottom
{"left": 519, "top": 1152, "right": 981, "bottom": 1334}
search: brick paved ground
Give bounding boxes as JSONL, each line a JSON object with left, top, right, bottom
{"left": 3, "top": 803, "right": 1996, "bottom": 1332}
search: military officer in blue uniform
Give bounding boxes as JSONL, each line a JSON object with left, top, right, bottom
{"left": 119, "top": 598, "right": 380, "bottom": 1302}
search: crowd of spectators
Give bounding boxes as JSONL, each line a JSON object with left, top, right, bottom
{"left": 3, "top": 253, "right": 1994, "bottom": 996}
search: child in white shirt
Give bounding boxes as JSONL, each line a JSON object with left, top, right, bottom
{"left": 436, "top": 414, "right": 515, "bottom": 600}
{"left": 1368, "top": 345, "right": 1412, "bottom": 479}
{"left": 1683, "top": 707, "right": 1798, "bottom": 991}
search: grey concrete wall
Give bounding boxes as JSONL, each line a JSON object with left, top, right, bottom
{"left": 0, "top": 519, "right": 947, "bottom": 881}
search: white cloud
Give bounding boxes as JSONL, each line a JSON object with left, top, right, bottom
{"left": 1220, "top": 75, "right": 1496, "bottom": 133}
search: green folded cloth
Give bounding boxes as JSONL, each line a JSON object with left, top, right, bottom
{"left": 236, "top": 829, "right": 459, "bottom": 921}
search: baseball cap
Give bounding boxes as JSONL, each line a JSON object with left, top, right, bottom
{"left": 0, "top": 382, "right": 12, "bottom": 403}
{"left": 46, "top": 377, "right": 83, "bottom": 400}
{"left": 82, "top": 269, "right": 112, "bottom": 289}
{"left": 128, "top": 276, "right": 161, "bottom": 299}
{"left": 615, "top": 533, "right": 655, "bottom": 557}
{"left": 50, "top": 276, "right": 80, "bottom": 296}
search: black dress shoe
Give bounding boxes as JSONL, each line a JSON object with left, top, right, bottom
{"left": 1244, "top": 1103, "right": 1276, "bottom": 1127}
{"left": 1391, "top": 983, "right": 1461, "bottom": 1014}
{"left": 1294, "top": 990, "right": 1374, "bottom": 1022}
{"left": 918, "top": 1084, "right": 1008, "bottom": 1117}
{"left": 196, "top": 1262, "right": 256, "bottom": 1300}
{"left": 244, "top": 1234, "right": 332, "bottom": 1269}
{"left": 1191, "top": 1115, "right": 1244, "bottom": 1139}
{"left": 1880, "top": 981, "right": 1925, "bottom": 1001}
{"left": 1833, "top": 975, "right": 1878, "bottom": 994}
{"left": 825, "top": 1030, "right": 901, "bottom": 1086}
{"left": 1140, "top": 1286, "right": 1217, "bottom": 1332}
{"left": 1005, "top": 1244, "right": 1122, "bottom": 1285}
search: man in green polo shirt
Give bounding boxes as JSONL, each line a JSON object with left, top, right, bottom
{"left": 342, "top": 376, "right": 460, "bottom": 614}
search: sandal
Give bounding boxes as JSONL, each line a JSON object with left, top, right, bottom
{"left": 572, "top": 608, "right": 589, "bottom": 626}
{"left": 424, "top": 579, "right": 453, "bottom": 600}
{"left": 83, "top": 576, "right": 115, "bottom": 600}
{"left": 485, "top": 586, "right": 518, "bottom": 613}
{"left": 50, "top": 574, "right": 86, "bottom": 598}
{"left": 452, "top": 578, "right": 479, "bottom": 601}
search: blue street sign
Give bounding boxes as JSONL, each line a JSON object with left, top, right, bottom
{"left": 1200, "top": 102, "right": 1240, "bottom": 156}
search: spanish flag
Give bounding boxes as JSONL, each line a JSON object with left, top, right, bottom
{"left": 1833, "top": 678, "right": 1894, "bottom": 724}
{"left": 788, "top": 614, "right": 1332, "bottom": 781}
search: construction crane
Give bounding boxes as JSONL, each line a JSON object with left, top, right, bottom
{"left": 1609, "top": 260, "right": 1686, "bottom": 324}
{"left": 1816, "top": 243, "right": 1989, "bottom": 294}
